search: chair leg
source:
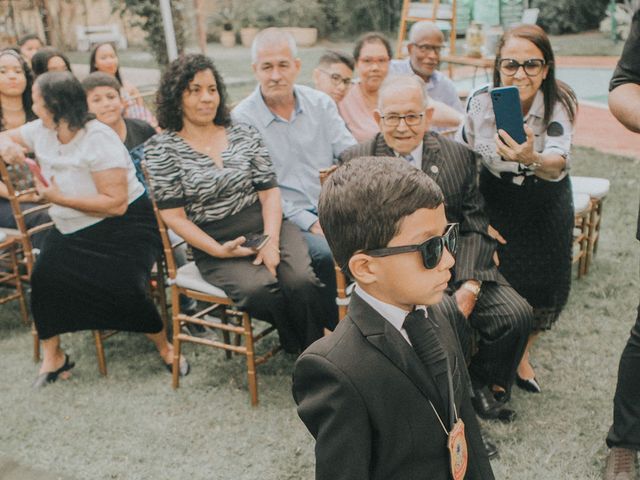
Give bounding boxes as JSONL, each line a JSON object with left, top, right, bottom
{"left": 242, "top": 312, "right": 258, "bottom": 406}
{"left": 221, "top": 312, "right": 232, "bottom": 360}
{"left": 93, "top": 330, "right": 108, "bottom": 376}
{"left": 172, "top": 331, "right": 181, "bottom": 389}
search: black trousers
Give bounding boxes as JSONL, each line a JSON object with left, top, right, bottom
{"left": 607, "top": 303, "right": 640, "bottom": 450}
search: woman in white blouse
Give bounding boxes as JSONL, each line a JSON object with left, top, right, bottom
{"left": 457, "top": 25, "right": 578, "bottom": 395}
{"left": 0, "top": 72, "right": 187, "bottom": 388}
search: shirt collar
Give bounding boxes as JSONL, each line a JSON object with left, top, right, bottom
{"left": 525, "top": 89, "right": 545, "bottom": 120}
{"left": 253, "top": 85, "right": 304, "bottom": 127}
{"left": 355, "top": 285, "right": 426, "bottom": 343}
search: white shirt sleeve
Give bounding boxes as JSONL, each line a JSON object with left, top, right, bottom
{"left": 18, "top": 119, "right": 43, "bottom": 151}
{"left": 84, "top": 126, "right": 131, "bottom": 172}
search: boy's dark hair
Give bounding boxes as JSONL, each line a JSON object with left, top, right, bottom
{"left": 353, "top": 32, "right": 393, "bottom": 61}
{"left": 155, "top": 53, "right": 231, "bottom": 131}
{"left": 31, "top": 47, "right": 72, "bottom": 77}
{"left": 35, "top": 72, "right": 94, "bottom": 131}
{"left": 317, "top": 50, "right": 355, "bottom": 71}
{"left": 81, "top": 71, "right": 122, "bottom": 95}
{"left": 18, "top": 33, "right": 43, "bottom": 47}
{"left": 319, "top": 157, "right": 444, "bottom": 274}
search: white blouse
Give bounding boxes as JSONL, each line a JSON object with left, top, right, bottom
{"left": 20, "top": 119, "right": 145, "bottom": 234}
{"left": 456, "top": 86, "right": 574, "bottom": 184}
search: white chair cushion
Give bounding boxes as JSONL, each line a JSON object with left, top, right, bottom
{"left": 571, "top": 176, "right": 610, "bottom": 198}
{"left": 175, "top": 262, "right": 229, "bottom": 298}
{"left": 573, "top": 192, "right": 591, "bottom": 214}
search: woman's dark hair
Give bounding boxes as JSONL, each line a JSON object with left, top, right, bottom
{"left": 81, "top": 71, "right": 122, "bottom": 95}
{"left": 35, "top": 72, "right": 94, "bottom": 130}
{"left": 0, "top": 49, "right": 36, "bottom": 131}
{"left": 89, "top": 42, "right": 123, "bottom": 85}
{"left": 18, "top": 33, "right": 43, "bottom": 47}
{"left": 319, "top": 156, "right": 444, "bottom": 274}
{"left": 155, "top": 54, "right": 231, "bottom": 131}
{"left": 353, "top": 32, "right": 393, "bottom": 61}
{"left": 31, "top": 47, "right": 72, "bottom": 77}
{"left": 493, "top": 24, "right": 577, "bottom": 126}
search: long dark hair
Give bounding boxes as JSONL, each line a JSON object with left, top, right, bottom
{"left": 155, "top": 54, "right": 231, "bottom": 131}
{"left": 30, "top": 47, "right": 72, "bottom": 77}
{"left": 89, "top": 42, "right": 123, "bottom": 86}
{"left": 0, "top": 49, "right": 36, "bottom": 131}
{"left": 493, "top": 24, "right": 577, "bottom": 126}
{"left": 35, "top": 72, "right": 94, "bottom": 130}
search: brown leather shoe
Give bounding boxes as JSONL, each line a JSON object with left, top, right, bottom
{"left": 604, "top": 448, "right": 637, "bottom": 480}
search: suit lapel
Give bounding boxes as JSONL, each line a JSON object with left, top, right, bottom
{"left": 420, "top": 133, "right": 444, "bottom": 183}
{"left": 348, "top": 293, "right": 449, "bottom": 420}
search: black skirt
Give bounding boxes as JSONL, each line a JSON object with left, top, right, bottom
{"left": 479, "top": 168, "right": 574, "bottom": 330}
{"left": 31, "top": 195, "right": 163, "bottom": 339}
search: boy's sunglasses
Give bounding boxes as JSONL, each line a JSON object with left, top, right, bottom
{"left": 365, "top": 223, "right": 458, "bottom": 269}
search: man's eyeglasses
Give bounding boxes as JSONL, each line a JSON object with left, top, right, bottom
{"left": 365, "top": 223, "right": 458, "bottom": 269}
{"left": 412, "top": 43, "right": 444, "bottom": 55}
{"left": 378, "top": 112, "right": 425, "bottom": 127}
{"left": 318, "top": 69, "right": 352, "bottom": 87}
{"left": 498, "top": 58, "right": 546, "bottom": 77}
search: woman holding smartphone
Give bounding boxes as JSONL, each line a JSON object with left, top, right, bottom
{"left": 456, "top": 24, "right": 578, "bottom": 394}
{"left": 0, "top": 72, "right": 187, "bottom": 388}
{"left": 144, "top": 54, "right": 326, "bottom": 353}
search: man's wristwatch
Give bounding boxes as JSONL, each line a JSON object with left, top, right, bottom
{"left": 461, "top": 281, "right": 482, "bottom": 298}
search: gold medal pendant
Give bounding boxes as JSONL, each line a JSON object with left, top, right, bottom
{"left": 447, "top": 418, "right": 468, "bottom": 480}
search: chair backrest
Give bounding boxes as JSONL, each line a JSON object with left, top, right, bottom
{"left": 521, "top": 8, "right": 540, "bottom": 25}
{"left": 0, "top": 159, "right": 54, "bottom": 277}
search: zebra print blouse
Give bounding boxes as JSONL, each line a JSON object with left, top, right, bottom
{"left": 143, "top": 122, "right": 278, "bottom": 225}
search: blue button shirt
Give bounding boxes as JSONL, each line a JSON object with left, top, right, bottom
{"left": 232, "top": 85, "right": 356, "bottom": 231}
{"left": 389, "top": 58, "right": 463, "bottom": 113}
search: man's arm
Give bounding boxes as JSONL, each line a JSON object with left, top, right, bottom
{"left": 293, "top": 353, "right": 371, "bottom": 480}
{"left": 609, "top": 83, "right": 640, "bottom": 133}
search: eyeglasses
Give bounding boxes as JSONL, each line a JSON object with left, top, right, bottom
{"left": 366, "top": 223, "right": 458, "bottom": 269}
{"left": 318, "top": 69, "right": 352, "bottom": 87}
{"left": 379, "top": 112, "right": 425, "bottom": 127}
{"left": 498, "top": 58, "right": 546, "bottom": 77}
{"left": 412, "top": 43, "right": 444, "bottom": 54}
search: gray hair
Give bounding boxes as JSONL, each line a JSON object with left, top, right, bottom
{"left": 251, "top": 28, "right": 298, "bottom": 64}
{"left": 378, "top": 75, "right": 431, "bottom": 110}
{"left": 408, "top": 21, "right": 444, "bottom": 44}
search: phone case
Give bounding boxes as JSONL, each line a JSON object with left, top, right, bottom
{"left": 490, "top": 86, "right": 526, "bottom": 144}
{"left": 242, "top": 234, "right": 270, "bottom": 250}
{"left": 25, "top": 158, "right": 49, "bottom": 187}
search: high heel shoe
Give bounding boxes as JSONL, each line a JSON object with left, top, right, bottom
{"left": 516, "top": 374, "right": 541, "bottom": 393}
{"left": 32, "top": 354, "right": 75, "bottom": 389}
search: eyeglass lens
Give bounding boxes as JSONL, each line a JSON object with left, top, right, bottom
{"left": 499, "top": 58, "right": 545, "bottom": 76}
{"left": 381, "top": 113, "right": 424, "bottom": 126}
{"left": 422, "top": 224, "right": 458, "bottom": 269}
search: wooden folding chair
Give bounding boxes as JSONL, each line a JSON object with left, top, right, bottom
{"left": 0, "top": 234, "right": 29, "bottom": 328}
{"left": 572, "top": 192, "right": 591, "bottom": 279}
{"left": 0, "top": 159, "right": 118, "bottom": 372}
{"left": 142, "top": 167, "right": 281, "bottom": 406}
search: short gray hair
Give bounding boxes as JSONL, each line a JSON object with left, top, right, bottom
{"left": 251, "top": 28, "right": 298, "bottom": 64}
{"left": 408, "top": 21, "right": 444, "bottom": 44}
{"left": 378, "top": 75, "right": 431, "bottom": 110}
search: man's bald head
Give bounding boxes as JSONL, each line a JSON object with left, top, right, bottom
{"left": 378, "top": 75, "right": 429, "bottom": 110}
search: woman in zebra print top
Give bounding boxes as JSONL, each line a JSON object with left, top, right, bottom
{"left": 144, "top": 54, "right": 326, "bottom": 353}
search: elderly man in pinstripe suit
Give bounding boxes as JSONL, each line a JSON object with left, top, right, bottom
{"left": 340, "top": 75, "right": 533, "bottom": 426}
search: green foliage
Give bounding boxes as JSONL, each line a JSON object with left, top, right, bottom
{"left": 111, "top": 0, "right": 186, "bottom": 66}
{"left": 320, "top": 0, "right": 404, "bottom": 37}
{"left": 531, "top": 0, "right": 610, "bottom": 34}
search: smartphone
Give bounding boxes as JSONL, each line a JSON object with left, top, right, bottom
{"left": 490, "top": 86, "right": 526, "bottom": 145}
{"left": 242, "top": 233, "right": 270, "bottom": 250}
{"left": 24, "top": 158, "right": 49, "bottom": 187}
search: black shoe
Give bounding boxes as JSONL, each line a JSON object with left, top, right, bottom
{"left": 516, "top": 374, "right": 541, "bottom": 393}
{"left": 165, "top": 355, "right": 190, "bottom": 377}
{"left": 472, "top": 386, "right": 517, "bottom": 423}
{"left": 32, "top": 354, "right": 75, "bottom": 388}
{"left": 479, "top": 426, "right": 499, "bottom": 460}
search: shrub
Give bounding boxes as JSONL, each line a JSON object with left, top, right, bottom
{"left": 531, "top": 0, "right": 610, "bottom": 34}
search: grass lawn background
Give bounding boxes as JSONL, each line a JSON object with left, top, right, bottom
{"left": 0, "top": 146, "right": 638, "bottom": 479}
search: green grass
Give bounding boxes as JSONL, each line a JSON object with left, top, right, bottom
{"left": 0, "top": 145, "right": 638, "bottom": 479}
{"left": 549, "top": 30, "right": 625, "bottom": 57}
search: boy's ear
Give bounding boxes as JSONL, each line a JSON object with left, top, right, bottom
{"left": 348, "top": 253, "right": 378, "bottom": 285}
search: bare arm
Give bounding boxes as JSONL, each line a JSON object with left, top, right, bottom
{"left": 38, "top": 168, "right": 129, "bottom": 217}
{"left": 159, "top": 207, "right": 254, "bottom": 259}
{"left": 430, "top": 100, "right": 464, "bottom": 129}
{"left": 609, "top": 83, "right": 640, "bottom": 133}
{"left": 254, "top": 187, "right": 283, "bottom": 276}
{"left": 0, "top": 129, "right": 30, "bottom": 164}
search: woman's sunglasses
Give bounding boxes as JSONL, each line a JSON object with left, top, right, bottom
{"left": 498, "top": 58, "right": 546, "bottom": 77}
{"left": 365, "top": 223, "right": 458, "bottom": 269}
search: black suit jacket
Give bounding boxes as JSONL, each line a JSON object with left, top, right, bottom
{"left": 293, "top": 293, "right": 494, "bottom": 480}
{"left": 340, "top": 132, "right": 504, "bottom": 285}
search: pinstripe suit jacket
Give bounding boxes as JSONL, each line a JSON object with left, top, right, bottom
{"left": 339, "top": 132, "right": 505, "bottom": 286}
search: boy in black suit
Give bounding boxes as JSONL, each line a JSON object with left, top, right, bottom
{"left": 292, "top": 157, "right": 494, "bottom": 480}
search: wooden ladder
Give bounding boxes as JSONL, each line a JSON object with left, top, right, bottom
{"left": 396, "top": 0, "right": 458, "bottom": 57}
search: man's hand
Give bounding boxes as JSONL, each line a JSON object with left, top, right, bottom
{"left": 309, "top": 221, "right": 324, "bottom": 236}
{"left": 253, "top": 243, "right": 281, "bottom": 277}
{"left": 488, "top": 225, "right": 507, "bottom": 266}
{"left": 455, "top": 280, "right": 481, "bottom": 318}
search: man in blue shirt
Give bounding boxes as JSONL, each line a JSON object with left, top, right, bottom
{"left": 390, "top": 21, "right": 464, "bottom": 131}
{"left": 233, "top": 28, "right": 356, "bottom": 329}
